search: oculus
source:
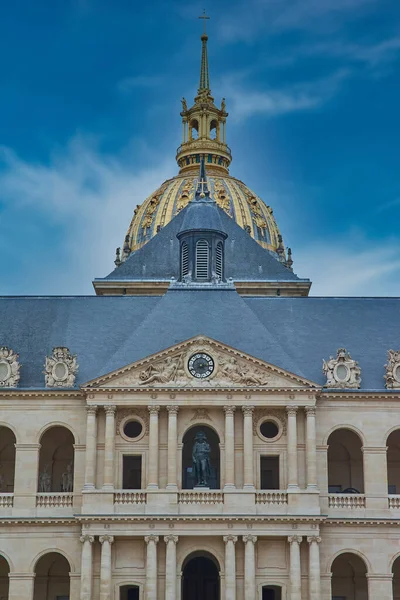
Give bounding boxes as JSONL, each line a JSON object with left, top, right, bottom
{"left": 322, "top": 348, "right": 361, "bottom": 389}
{"left": 0, "top": 346, "right": 20, "bottom": 388}
{"left": 44, "top": 347, "right": 78, "bottom": 388}
{"left": 188, "top": 353, "right": 215, "bottom": 379}
{"left": 123, "top": 420, "right": 143, "bottom": 440}
{"left": 260, "top": 420, "right": 279, "bottom": 440}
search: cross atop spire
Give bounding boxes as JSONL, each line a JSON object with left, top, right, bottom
{"left": 198, "top": 10, "right": 210, "bottom": 92}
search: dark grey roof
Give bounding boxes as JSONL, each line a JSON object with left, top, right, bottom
{"left": 1, "top": 293, "right": 399, "bottom": 390}
{"left": 178, "top": 199, "right": 226, "bottom": 237}
{"left": 98, "top": 203, "right": 304, "bottom": 283}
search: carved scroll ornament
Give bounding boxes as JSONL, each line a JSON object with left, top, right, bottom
{"left": 0, "top": 346, "right": 20, "bottom": 388}
{"left": 44, "top": 347, "right": 78, "bottom": 388}
{"left": 322, "top": 348, "right": 361, "bottom": 389}
{"left": 385, "top": 350, "right": 400, "bottom": 389}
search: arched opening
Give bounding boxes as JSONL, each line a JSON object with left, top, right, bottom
{"left": 182, "top": 425, "right": 220, "bottom": 489}
{"left": 327, "top": 429, "right": 364, "bottom": 493}
{"left": 33, "top": 552, "right": 71, "bottom": 600}
{"left": 387, "top": 430, "right": 400, "bottom": 494}
{"left": 120, "top": 584, "right": 140, "bottom": 600}
{"left": 38, "top": 427, "right": 74, "bottom": 493}
{"left": 262, "top": 585, "right": 282, "bottom": 600}
{"left": 190, "top": 120, "right": 199, "bottom": 141}
{"left": 393, "top": 555, "right": 400, "bottom": 599}
{"left": 331, "top": 552, "right": 368, "bottom": 599}
{"left": 182, "top": 552, "right": 220, "bottom": 600}
{"left": 0, "top": 426, "right": 16, "bottom": 493}
{"left": 210, "top": 119, "right": 218, "bottom": 141}
{"left": 0, "top": 555, "right": 10, "bottom": 600}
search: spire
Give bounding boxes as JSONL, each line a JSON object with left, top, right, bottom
{"left": 198, "top": 10, "right": 210, "bottom": 92}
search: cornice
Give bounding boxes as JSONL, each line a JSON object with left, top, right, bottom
{"left": 83, "top": 386, "right": 318, "bottom": 395}
{"left": 0, "top": 390, "right": 84, "bottom": 398}
{"left": 320, "top": 390, "right": 400, "bottom": 400}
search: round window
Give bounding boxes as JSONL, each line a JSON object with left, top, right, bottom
{"left": 53, "top": 361, "right": 68, "bottom": 381}
{"left": 260, "top": 420, "right": 279, "bottom": 439}
{"left": 0, "top": 361, "right": 10, "bottom": 381}
{"left": 123, "top": 420, "right": 143, "bottom": 440}
{"left": 336, "top": 364, "right": 349, "bottom": 381}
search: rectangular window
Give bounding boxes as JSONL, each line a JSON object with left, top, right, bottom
{"left": 123, "top": 455, "right": 142, "bottom": 490}
{"left": 260, "top": 456, "right": 279, "bottom": 490}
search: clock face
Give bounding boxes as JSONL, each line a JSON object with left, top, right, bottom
{"left": 188, "top": 353, "right": 215, "bottom": 379}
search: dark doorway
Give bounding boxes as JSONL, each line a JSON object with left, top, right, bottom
{"left": 262, "top": 585, "right": 282, "bottom": 600}
{"left": 120, "top": 585, "right": 140, "bottom": 600}
{"left": 122, "top": 456, "right": 142, "bottom": 489}
{"left": 182, "top": 554, "right": 220, "bottom": 600}
{"left": 260, "top": 456, "right": 280, "bottom": 489}
{"left": 182, "top": 426, "right": 220, "bottom": 489}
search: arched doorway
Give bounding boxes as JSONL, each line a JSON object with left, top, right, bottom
{"left": 182, "top": 425, "right": 220, "bottom": 489}
{"left": 38, "top": 427, "right": 74, "bottom": 492}
{"left": 327, "top": 429, "right": 364, "bottom": 493}
{"left": 262, "top": 585, "right": 282, "bottom": 600}
{"left": 33, "top": 552, "right": 71, "bottom": 600}
{"left": 392, "top": 555, "right": 400, "bottom": 599}
{"left": 182, "top": 552, "right": 220, "bottom": 600}
{"left": 0, "top": 554, "right": 10, "bottom": 599}
{"left": 120, "top": 584, "right": 140, "bottom": 600}
{"left": 331, "top": 552, "right": 368, "bottom": 599}
{"left": 0, "top": 426, "right": 16, "bottom": 493}
{"left": 387, "top": 430, "right": 400, "bottom": 494}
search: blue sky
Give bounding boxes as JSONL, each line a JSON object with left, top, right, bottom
{"left": 0, "top": 0, "right": 399, "bottom": 295}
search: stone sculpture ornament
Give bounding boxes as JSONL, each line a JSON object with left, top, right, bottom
{"left": 192, "top": 430, "right": 211, "bottom": 487}
{"left": 44, "top": 347, "right": 78, "bottom": 388}
{"left": 38, "top": 464, "right": 51, "bottom": 492}
{"left": 384, "top": 350, "right": 400, "bottom": 389}
{"left": 61, "top": 462, "right": 73, "bottom": 492}
{"left": 0, "top": 346, "right": 20, "bottom": 388}
{"left": 322, "top": 348, "right": 361, "bottom": 389}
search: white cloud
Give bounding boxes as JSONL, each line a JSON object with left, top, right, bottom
{"left": 0, "top": 139, "right": 175, "bottom": 294}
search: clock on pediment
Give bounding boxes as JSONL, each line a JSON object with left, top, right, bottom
{"left": 188, "top": 352, "right": 215, "bottom": 379}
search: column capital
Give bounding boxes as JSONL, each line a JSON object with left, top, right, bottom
{"left": 242, "top": 405, "right": 255, "bottom": 416}
{"left": 288, "top": 535, "right": 302, "bottom": 544}
{"left": 145, "top": 535, "right": 159, "bottom": 544}
{"left": 104, "top": 405, "right": 117, "bottom": 416}
{"left": 86, "top": 405, "right": 98, "bottom": 415}
{"left": 223, "top": 535, "right": 238, "bottom": 544}
{"left": 80, "top": 534, "right": 94, "bottom": 544}
{"left": 148, "top": 405, "right": 161, "bottom": 415}
{"left": 243, "top": 534, "right": 257, "bottom": 544}
{"left": 99, "top": 535, "right": 114, "bottom": 544}
{"left": 307, "top": 535, "right": 321, "bottom": 544}
{"left": 164, "top": 534, "right": 179, "bottom": 544}
{"left": 223, "top": 405, "right": 236, "bottom": 415}
{"left": 305, "top": 406, "right": 316, "bottom": 416}
{"left": 166, "top": 405, "right": 179, "bottom": 415}
{"left": 286, "top": 405, "right": 298, "bottom": 416}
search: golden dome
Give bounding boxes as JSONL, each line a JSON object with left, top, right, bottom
{"left": 125, "top": 173, "right": 282, "bottom": 254}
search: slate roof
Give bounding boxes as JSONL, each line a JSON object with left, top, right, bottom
{"left": 1, "top": 292, "right": 399, "bottom": 390}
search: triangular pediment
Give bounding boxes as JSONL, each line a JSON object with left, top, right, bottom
{"left": 83, "top": 336, "right": 318, "bottom": 389}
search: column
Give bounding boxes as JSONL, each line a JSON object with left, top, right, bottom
{"left": 145, "top": 535, "right": 159, "bottom": 600}
{"left": 99, "top": 535, "right": 114, "bottom": 600}
{"left": 242, "top": 406, "right": 255, "bottom": 489}
{"left": 166, "top": 406, "right": 179, "bottom": 490}
{"left": 8, "top": 573, "right": 35, "bottom": 600}
{"left": 223, "top": 406, "right": 236, "bottom": 489}
{"left": 286, "top": 406, "right": 299, "bottom": 489}
{"left": 84, "top": 406, "right": 98, "bottom": 490}
{"left": 307, "top": 536, "right": 321, "bottom": 600}
{"left": 80, "top": 534, "right": 94, "bottom": 600}
{"left": 164, "top": 535, "right": 178, "bottom": 600}
{"left": 243, "top": 535, "right": 257, "bottom": 599}
{"left": 363, "top": 446, "right": 389, "bottom": 510}
{"left": 367, "top": 574, "right": 393, "bottom": 600}
{"left": 147, "top": 406, "right": 160, "bottom": 489}
{"left": 103, "top": 405, "right": 116, "bottom": 490}
{"left": 288, "top": 535, "right": 302, "bottom": 600}
{"left": 13, "top": 443, "right": 40, "bottom": 509}
{"left": 223, "top": 535, "right": 237, "bottom": 600}
{"left": 305, "top": 407, "right": 318, "bottom": 489}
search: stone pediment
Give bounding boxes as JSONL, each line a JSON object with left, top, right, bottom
{"left": 84, "top": 336, "right": 317, "bottom": 389}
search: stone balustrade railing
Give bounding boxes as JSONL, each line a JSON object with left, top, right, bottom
{"left": 36, "top": 493, "right": 73, "bottom": 507}
{"left": 178, "top": 491, "right": 224, "bottom": 505}
{"left": 388, "top": 495, "right": 400, "bottom": 509}
{"left": 256, "top": 491, "right": 288, "bottom": 505}
{"left": 328, "top": 493, "right": 366, "bottom": 509}
{"left": 0, "top": 493, "right": 14, "bottom": 507}
{"left": 114, "top": 491, "right": 147, "bottom": 505}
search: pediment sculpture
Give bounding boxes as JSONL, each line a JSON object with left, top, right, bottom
{"left": 322, "top": 348, "right": 361, "bottom": 389}
{"left": 44, "top": 347, "right": 78, "bottom": 388}
{"left": 0, "top": 346, "right": 21, "bottom": 388}
{"left": 384, "top": 350, "right": 400, "bottom": 389}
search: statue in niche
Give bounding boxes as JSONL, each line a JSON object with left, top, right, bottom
{"left": 61, "top": 462, "right": 73, "bottom": 493}
{"left": 39, "top": 464, "right": 51, "bottom": 492}
{"left": 192, "top": 430, "right": 211, "bottom": 487}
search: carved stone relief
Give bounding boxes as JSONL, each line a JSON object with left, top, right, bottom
{"left": 384, "top": 350, "right": 400, "bottom": 389}
{"left": 0, "top": 346, "right": 20, "bottom": 388}
{"left": 322, "top": 348, "right": 361, "bottom": 389}
{"left": 44, "top": 347, "right": 78, "bottom": 388}
{"left": 116, "top": 409, "right": 149, "bottom": 435}
{"left": 190, "top": 408, "right": 212, "bottom": 422}
{"left": 252, "top": 409, "right": 287, "bottom": 436}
